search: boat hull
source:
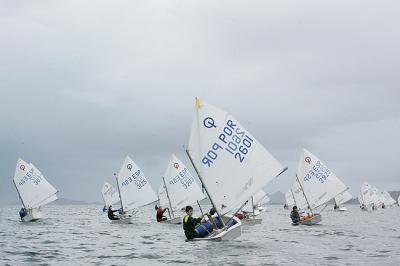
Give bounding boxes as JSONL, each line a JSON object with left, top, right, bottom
{"left": 334, "top": 206, "right": 347, "bottom": 212}
{"left": 21, "top": 208, "right": 42, "bottom": 222}
{"left": 300, "top": 213, "right": 321, "bottom": 226}
{"left": 111, "top": 213, "right": 133, "bottom": 224}
{"left": 189, "top": 217, "right": 242, "bottom": 241}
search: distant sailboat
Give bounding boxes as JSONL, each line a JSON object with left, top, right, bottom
{"left": 334, "top": 190, "right": 353, "bottom": 211}
{"left": 380, "top": 191, "right": 396, "bottom": 208}
{"left": 294, "top": 149, "right": 348, "bottom": 225}
{"left": 13, "top": 158, "right": 58, "bottom": 222}
{"left": 101, "top": 182, "right": 120, "bottom": 210}
{"left": 186, "top": 98, "right": 287, "bottom": 240}
{"left": 158, "top": 154, "right": 206, "bottom": 224}
{"left": 240, "top": 190, "right": 270, "bottom": 225}
{"left": 113, "top": 156, "right": 158, "bottom": 224}
{"left": 285, "top": 190, "right": 295, "bottom": 209}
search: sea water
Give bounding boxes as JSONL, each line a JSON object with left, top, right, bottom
{"left": 0, "top": 204, "right": 399, "bottom": 265}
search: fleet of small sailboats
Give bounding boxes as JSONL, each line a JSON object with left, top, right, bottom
{"left": 10, "top": 98, "right": 399, "bottom": 242}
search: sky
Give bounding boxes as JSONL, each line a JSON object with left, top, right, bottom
{"left": 1, "top": 0, "right": 399, "bottom": 205}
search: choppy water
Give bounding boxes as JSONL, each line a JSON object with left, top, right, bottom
{"left": 0, "top": 204, "right": 399, "bottom": 265}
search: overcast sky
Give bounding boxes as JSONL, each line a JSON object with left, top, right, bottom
{"left": 1, "top": 1, "right": 399, "bottom": 205}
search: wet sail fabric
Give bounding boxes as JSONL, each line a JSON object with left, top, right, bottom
{"left": 13, "top": 158, "right": 58, "bottom": 209}
{"left": 334, "top": 190, "right": 353, "bottom": 206}
{"left": 116, "top": 156, "right": 158, "bottom": 211}
{"left": 101, "top": 182, "right": 119, "bottom": 207}
{"left": 158, "top": 182, "right": 169, "bottom": 208}
{"left": 296, "top": 149, "right": 347, "bottom": 210}
{"left": 163, "top": 154, "right": 206, "bottom": 212}
{"left": 285, "top": 190, "right": 295, "bottom": 206}
{"left": 188, "top": 99, "right": 286, "bottom": 215}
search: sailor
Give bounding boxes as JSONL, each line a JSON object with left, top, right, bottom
{"left": 107, "top": 205, "right": 120, "bottom": 220}
{"left": 334, "top": 203, "right": 339, "bottom": 210}
{"left": 290, "top": 206, "right": 300, "bottom": 224}
{"left": 102, "top": 205, "right": 107, "bottom": 212}
{"left": 155, "top": 205, "right": 169, "bottom": 222}
{"left": 19, "top": 208, "right": 27, "bottom": 219}
{"left": 182, "top": 205, "right": 205, "bottom": 240}
{"left": 284, "top": 203, "right": 288, "bottom": 209}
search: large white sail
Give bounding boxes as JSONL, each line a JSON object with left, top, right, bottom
{"left": 163, "top": 154, "right": 206, "bottom": 212}
{"left": 296, "top": 149, "right": 347, "bottom": 210}
{"left": 101, "top": 182, "right": 120, "bottom": 207}
{"left": 335, "top": 190, "right": 353, "bottom": 206}
{"left": 371, "top": 187, "right": 383, "bottom": 208}
{"left": 116, "top": 156, "right": 158, "bottom": 212}
{"left": 13, "top": 158, "right": 58, "bottom": 209}
{"left": 285, "top": 190, "right": 295, "bottom": 206}
{"left": 187, "top": 98, "right": 287, "bottom": 215}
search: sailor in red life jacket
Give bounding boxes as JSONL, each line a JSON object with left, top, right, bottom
{"left": 155, "top": 205, "right": 169, "bottom": 222}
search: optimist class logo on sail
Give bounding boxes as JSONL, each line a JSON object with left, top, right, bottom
{"left": 201, "top": 117, "right": 254, "bottom": 167}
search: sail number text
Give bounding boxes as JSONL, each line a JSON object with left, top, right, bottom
{"left": 121, "top": 169, "right": 148, "bottom": 189}
{"left": 169, "top": 167, "right": 194, "bottom": 189}
{"left": 304, "top": 160, "right": 331, "bottom": 183}
{"left": 18, "top": 168, "right": 43, "bottom": 186}
{"left": 202, "top": 119, "right": 254, "bottom": 167}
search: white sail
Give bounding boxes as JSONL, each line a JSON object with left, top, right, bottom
{"left": 242, "top": 190, "right": 269, "bottom": 212}
{"left": 334, "top": 190, "right": 353, "bottom": 206}
{"left": 101, "top": 182, "right": 120, "bottom": 207}
{"left": 398, "top": 194, "right": 400, "bottom": 205}
{"left": 13, "top": 158, "right": 58, "bottom": 209}
{"left": 296, "top": 149, "right": 347, "bottom": 210}
{"left": 360, "top": 182, "right": 372, "bottom": 207}
{"left": 158, "top": 182, "right": 169, "bottom": 208}
{"left": 116, "top": 156, "right": 158, "bottom": 211}
{"left": 371, "top": 187, "right": 383, "bottom": 208}
{"left": 291, "top": 178, "right": 309, "bottom": 210}
{"left": 380, "top": 191, "right": 396, "bottom": 206}
{"left": 163, "top": 154, "right": 206, "bottom": 212}
{"left": 187, "top": 98, "right": 287, "bottom": 215}
{"left": 285, "top": 190, "right": 295, "bottom": 206}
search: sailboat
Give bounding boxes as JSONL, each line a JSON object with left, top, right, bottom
{"left": 186, "top": 98, "right": 287, "bottom": 240}
{"left": 333, "top": 190, "right": 353, "bottom": 211}
{"left": 294, "top": 149, "right": 348, "bottom": 225}
{"left": 285, "top": 190, "right": 295, "bottom": 209}
{"left": 239, "top": 190, "right": 269, "bottom": 225}
{"left": 13, "top": 158, "right": 58, "bottom": 222}
{"left": 101, "top": 182, "right": 120, "bottom": 211}
{"left": 359, "top": 182, "right": 375, "bottom": 211}
{"left": 112, "top": 156, "right": 158, "bottom": 224}
{"left": 380, "top": 191, "right": 396, "bottom": 208}
{"left": 158, "top": 154, "right": 206, "bottom": 224}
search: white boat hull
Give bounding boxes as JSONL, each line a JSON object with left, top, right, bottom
{"left": 334, "top": 206, "right": 347, "bottom": 212}
{"left": 111, "top": 213, "right": 133, "bottom": 224}
{"left": 189, "top": 217, "right": 242, "bottom": 241}
{"left": 300, "top": 213, "right": 322, "bottom": 226}
{"left": 21, "top": 208, "right": 42, "bottom": 222}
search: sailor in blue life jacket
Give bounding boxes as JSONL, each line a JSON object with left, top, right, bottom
{"left": 102, "top": 205, "right": 107, "bottom": 212}
{"left": 182, "top": 205, "right": 205, "bottom": 240}
{"left": 19, "top": 208, "right": 28, "bottom": 219}
{"left": 107, "top": 205, "right": 120, "bottom": 220}
{"left": 290, "top": 206, "right": 300, "bottom": 224}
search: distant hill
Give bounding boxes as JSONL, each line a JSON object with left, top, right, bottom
{"left": 268, "top": 191, "right": 285, "bottom": 205}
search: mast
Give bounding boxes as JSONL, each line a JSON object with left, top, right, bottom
{"left": 13, "top": 179, "right": 27, "bottom": 209}
{"left": 186, "top": 149, "right": 227, "bottom": 228}
{"left": 162, "top": 176, "right": 174, "bottom": 219}
{"left": 251, "top": 196, "right": 255, "bottom": 217}
{"left": 114, "top": 173, "right": 124, "bottom": 213}
{"left": 290, "top": 189, "right": 297, "bottom": 207}
{"left": 296, "top": 174, "right": 313, "bottom": 213}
